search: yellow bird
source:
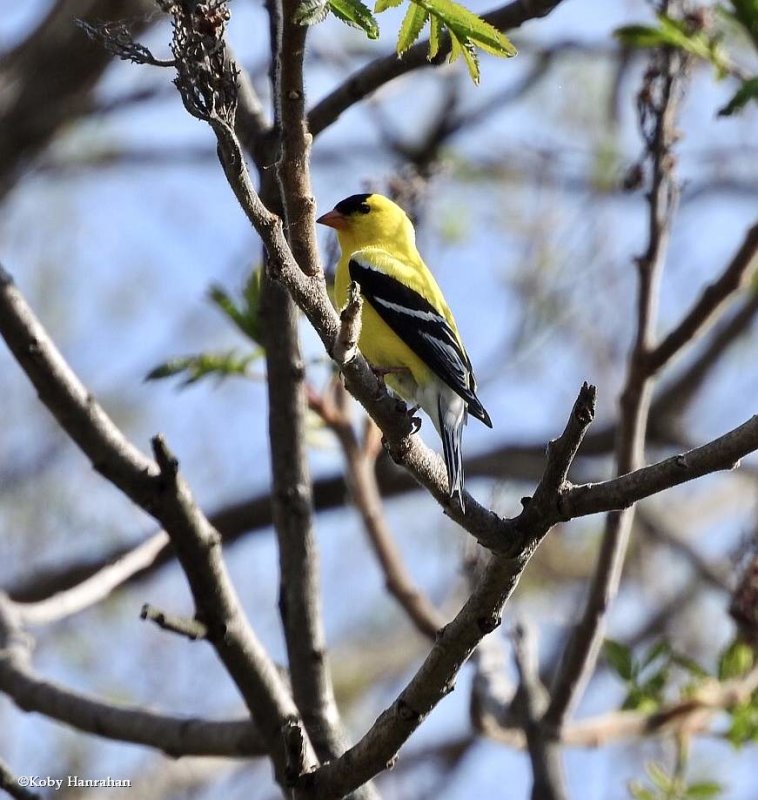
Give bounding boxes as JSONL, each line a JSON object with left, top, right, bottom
{"left": 317, "top": 193, "right": 492, "bottom": 510}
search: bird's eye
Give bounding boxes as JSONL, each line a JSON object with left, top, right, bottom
{"left": 335, "top": 193, "right": 373, "bottom": 217}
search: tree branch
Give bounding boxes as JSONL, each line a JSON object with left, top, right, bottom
{"left": 0, "top": 265, "right": 314, "bottom": 783}
{"left": 0, "top": 0, "right": 155, "bottom": 200}
{"left": 299, "top": 385, "right": 596, "bottom": 799}
{"left": 646, "top": 222, "right": 758, "bottom": 375}
{"left": 545, "top": 35, "right": 686, "bottom": 731}
{"left": 307, "top": 0, "right": 568, "bottom": 136}
{"left": 653, "top": 289, "right": 758, "bottom": 423}
{"left": 482, "top": 665, "right": 758, "bottom": 748}
{"left": 309, "top": 381, "right": 445, "bottom": 640}
{"left": 511, "top": 624, "right": 567, "bottom": 800}
{"left": 563, "top": 415, "right": 758, "bottom": 518}
{"left": 140, "top": 603, "right": 208, "bottom": 641}
{"left": 2, "top": 421, "right": 666, "bottom": 607}
{"left": 13, "top": 532, "right": 170, "bottom": 626}
{"left": 256, "top": 0, "right": 350, "bottom": 770}
{"left": 0, "top": 595, "right": 263, "bottom": 758}
{"left": 0, "top": 758, "right": 40, "bottom": 800}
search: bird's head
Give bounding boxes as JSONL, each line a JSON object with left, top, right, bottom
{"left": 317, "top": 193, "right": 416, "bottom": 256}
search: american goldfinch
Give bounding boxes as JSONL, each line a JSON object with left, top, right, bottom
{"left": 317, "top": 193, "right": 492, "bottom": 510}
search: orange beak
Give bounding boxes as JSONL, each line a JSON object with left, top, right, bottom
{"left": 316, "top": 208, "right": 348, "bottom": 230}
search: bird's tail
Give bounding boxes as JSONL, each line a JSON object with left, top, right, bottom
{"left": 438, "top": 393, "right": 466, "bottom": 512}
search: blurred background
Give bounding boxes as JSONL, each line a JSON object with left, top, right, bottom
{"left": 1, "top": 1, "right": 756, "bottom": 798}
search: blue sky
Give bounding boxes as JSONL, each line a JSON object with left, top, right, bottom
{"left": 1, "top": 1, "right": 756, "bottom": 798}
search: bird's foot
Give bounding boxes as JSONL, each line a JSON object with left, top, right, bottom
{"left": 369, "top": 364, "right": 412, "bottom": 399}
{"left": 391, "top": 398, "right": 422, "bottom": 433}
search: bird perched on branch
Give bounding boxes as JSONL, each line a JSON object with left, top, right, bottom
{"left": 317, "top": 193, "right": 492, "bottom": 511}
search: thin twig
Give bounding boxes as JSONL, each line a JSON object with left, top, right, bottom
{"left": 482, "top": 665, "right": 758, "bottom": 748}
{"left": 653, "top": 290, "right": 758, "bottom": 423}
{"left": 636, "top": 511, "right": 730, "bottom": 592}
{"left": 0, "top": 595, "right": 263, "bottom": 758}
{"left": 646, "top": 222, "right": 758, "bottom": 374}
{"left": 140, "top": 603, "right": 208, "bottom": 641}
{"left": 15, "top": 532, "right": 169, "bottom": 627}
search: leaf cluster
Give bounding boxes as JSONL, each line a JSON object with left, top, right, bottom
{"left": 295, "top": 0, "right": 517, "bottom": 83}
{"left": 605, "top": 637, "right": 758, "bottom": 749}
{"left": 604, "top": 639, "right": 707, "bottom": 713}
{"left": 615, "top": 2, "right": 758, "bottom": 116}
{"left": 628, "top": 762, "right": 722, "bottom": 800}
{"left": 146, "top": 268, "right": 266, "bottom": 388}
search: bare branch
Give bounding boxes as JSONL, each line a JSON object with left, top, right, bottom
{"left": 545, "top": 35, "right": 687, "bottom": 731}
{"left": 140, "top": 603, "right": 208, "bottom": 641}
{"left": 251, "top": 0, "right": 352, "bottom": 769}
{"left": 15, "top": 532, "right": 169, "bottom": 627}
{"left": 563, "top": 415, "right": 758, "bottom": 518}
{"left": 0, "top": 595, "right": 263, "bottom": 758}
{"left": 300, "top": 385, "right": 596, "bottom": 798}
{"left": 512, "top": 624, "right": 567, "bottom": 800}
{"left": 0, "top": 0, "right": 155, "bottom": 200}
{"left": 0, "top": 758, "right": 40, "bottom": 800}
{"left": 653, "top": 290, "right": 758, "bottom": 422}
{"left": 0, "top": 265, "right": 313, "bottom": 780}
{"left": 308, "top": 0, "right": 569, "bottom": 136}
{"left": 483, "top": 666, "right": 758, "bottom": 748}
{"left": 646, "top": 222, "right": 758, "bottom": 375}
{"left": 309, "top": 382, "right": 445, "bottom": 640}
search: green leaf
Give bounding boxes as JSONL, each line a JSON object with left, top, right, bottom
{"left": 670, "top": 652, "right": 709, "bottom": 679}
{"left": 726, "top": 697, "right": 758, "bottom": 747}
{"left": 641, "top": 639, "right": 670, "bottom": 670}
{"left": 209, "top": 268, "right": 265, "bottom": 346}
{"left": 397, "top": 2, "right": 429, "bottom": 53}
{"left": 639, "top": 666, "right": 669, "bottom": 699}
{"left": 605, "top": 639, "right": 634, "bottom": 682}
{"left": 646, "top": 761, "right": 674, "bottom": 793}
{"left": 294, "top": 0, "right": 331, "bottom": 26}
{"left": 718, "top": 640, "right": 755, "bottom": 679}
{"left": 145, "top": 351, "right": 262, "bottom": 387}
{"left": 374, "top": 0, "right": 402, "bottom": 11}
{"left": 458, "top": 37, "right": 481, "bottom": 84}
{"left": 416, "top": 0, "right": 516, "bottom": 57}
{"left": 718, "top": 76, "right": 758, "bottom": 115}
{"left": 329, "top": 0, "right": 380, "bottom": 39}
{"left": 448, "top": 28, "right": 463, "bottom": 62}
{"left": 615, "top": 14, "right": 730, "bottom": 77}
{"left": 686, "top": 781, "right": 724, "bottom": 799}
{"left": 628, "top": 783, "right": 657, "bottom": 800}
{"left": 615, "top": 24, "right": 671, "bottom": 48}
{"left": 428, "top": 13, "right": 443, "bottom": 58}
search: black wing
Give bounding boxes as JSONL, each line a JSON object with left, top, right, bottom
{"left": 349, "top": 257, "right": 492, "bottom": 427}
